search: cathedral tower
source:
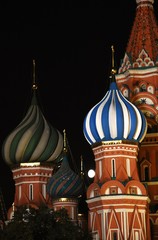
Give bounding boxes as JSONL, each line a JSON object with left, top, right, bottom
{"left": 83, "top": 47, "right": 151, "bottom": 239}
{"left": 2, "top": 60, "right": 63, "bottom": 219}
{"left": 115, "top": 1, "right": 158, "bottom": 237}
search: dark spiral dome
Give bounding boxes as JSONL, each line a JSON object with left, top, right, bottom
{"left": 2, "top": 91, "right": 63, "bottom": 166}
{"left": 83, "top": 78, "right": 147, "bottom": 145}
{"left": 46, "top": 155, "right": 83, "bottom": 198}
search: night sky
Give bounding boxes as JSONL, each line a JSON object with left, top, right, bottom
{"left": 0, "top": 0, "right": 158, "bottom": 209}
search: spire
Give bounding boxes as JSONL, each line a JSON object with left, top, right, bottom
{"left": 63, "top": 129, "right": 68, "bottom": 153}
{"left": 109, "top": 45, "right": 117, "bottom": 82}
{"left": 80, "top": 155, "right": 84, "bottom": 180}
{"left": 111, "top": 45, "right": 117, "bottom": 75}
{"left": 119, "top": 0, "right": 158, "bottom": 72}
{"left": 31, "top": 59, "right": 38, "bottom": 105}
{"left": 32, "top": 59, "right": 38, "bottom": 91}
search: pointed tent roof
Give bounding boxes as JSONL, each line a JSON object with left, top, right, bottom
{"left": 119, "top": 0, "right": 158, "bottom": 72}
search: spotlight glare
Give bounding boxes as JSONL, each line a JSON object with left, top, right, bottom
{"left": 88, "top": 169, "right": 95, "bottom": 178}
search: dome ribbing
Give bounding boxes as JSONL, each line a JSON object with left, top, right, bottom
{"left": 83, "top": 78, "right": 147, "bottom": 145}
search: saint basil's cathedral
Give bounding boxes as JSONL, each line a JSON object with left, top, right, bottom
{"left": 0, "top": 0, "right": 158, "bottom": 239}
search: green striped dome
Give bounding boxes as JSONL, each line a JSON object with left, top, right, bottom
{"left": 2, "top": 92, "right": 63, "bottom": 166}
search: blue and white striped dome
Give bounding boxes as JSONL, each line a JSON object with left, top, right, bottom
{"left": 83, "top": 80, "right": 147, "bottom": 145}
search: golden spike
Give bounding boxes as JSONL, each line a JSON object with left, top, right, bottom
{"left": 80, "top": 155, "right": 84, "bottom": 177}
{"left": 63, "top": 129, "right": 67, "bottom": 153}
{"left": 111, "top": 45, "right": 117, "bottom": 75}
{"left": 32, "top": 59, "right": 38, "bottom": 90}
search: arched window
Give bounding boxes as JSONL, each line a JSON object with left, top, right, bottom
{"left": 140, "top": 158, "right": 151, "bottom": 181}
{"left": 123, "top": 89, "right": 129, "bottom": 98}
{"left": 134, "top": 87, "right": 139, "bottom": 94}
{"left": 147, "top": 85, "right": 154, "bottom": 94}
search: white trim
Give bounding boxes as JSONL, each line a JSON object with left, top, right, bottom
{"left": 87, "top": 195, "right": 149, "bottom": 203}
{"left": 116, "top": 67, "right": 158, "bottom": 81}
{"left": 123, "top": 211, "right": 127, "bottom": 239}
{"left": 126, "top": 158, "right": 131, "bottom": 177}
{"left": 144, "top": 181, "right": 158, "bottom": 185}
{"left": 12, "top": 166, "right": 53, "bottom": 173}
{"left": 95, "top": 155, "right": 137, "bottom": 161}
{"left": 19, "top": 185, "right": 21, "bottom": 200}
{"left": 101, "top": 211, "right": 106, "bottom": 239}
{"left": 13, "top": 174, "right": 51, "bottom": 179}
{"left": 71, "top": 206, "right": 74, "bottom": 220}
{"left": 42, "top": 184, "right": 46, "bottom": 199}
{"left": 99, "top": 161, "right": 102, "bottom": 179}
{"left": 15, "top": 181, "right": 48, "bottom": 186}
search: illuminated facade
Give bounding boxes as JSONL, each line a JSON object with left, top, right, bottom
{"left": 2, "top": 68, "right": 83, "bottom": 224}
{"left": 116, "top": 0, "right": 158, "bottom": 238}
{"left": 1, "top": 0, "right": 158, "bottom": 239}
{"left": 83, "top": 73, "right": 151, "bottom": 239}
{"left": 82, "top": 0, "right": 158, "bottom": 238}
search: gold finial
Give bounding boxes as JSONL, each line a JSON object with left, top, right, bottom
{"left": 32, "top": 59, "right": 38, "bottom": 90}
{"left": 111, "top": 45, "right": 117, "bottom": 75}
{"left": 63, "top": 129, "right": 67, "bottom": 153}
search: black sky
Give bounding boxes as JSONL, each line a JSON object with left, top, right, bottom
{"left": 0, "top": 0, "right": 158, "bottom": 209}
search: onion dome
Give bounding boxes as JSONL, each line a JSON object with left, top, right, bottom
{"left": 83, "top": 74, "right": 147, "bottom": 145}
{"left": 2, "top": 60, "right": 63, "bottom": 166}
{"left": 46, "top": 155, "right": 83, "bottom": 198}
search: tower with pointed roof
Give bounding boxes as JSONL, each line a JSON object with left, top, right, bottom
{"left": 2, "top": 60, "right": 64, "bottom": 219}
{"left": 115, "top": 0, "right": 158, "bottom": 238}
{"left": 83, "top": 47, "right": 151, "bottom": 239}
{"left": 116, "top": 0, "right": 158, "bottom": 129}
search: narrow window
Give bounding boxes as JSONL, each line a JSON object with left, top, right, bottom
{"left": 135, "top": 231, "right": 139, "bottom": 240}
{"left": 111, "top": 159, "right": 116, "bottom": 178}
{"left": 112, "top": 231, "right": 117, "bottom": 240}
{"left": 29, "top": 184, "right": 33, "bottom": 200}
{"left": 144, "top": 166, "right": 149, "bottom": 181}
